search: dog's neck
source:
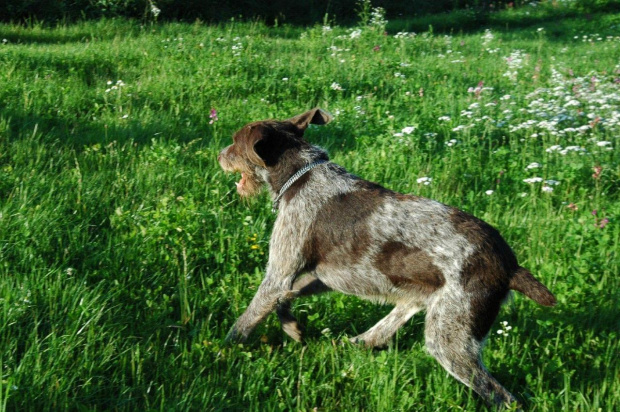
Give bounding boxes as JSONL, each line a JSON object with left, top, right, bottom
{"left": 264, "top": 146, "right": 329, "bottom": 208}
{"left": 271, "top": 160, "right": 327, "bottom": 213}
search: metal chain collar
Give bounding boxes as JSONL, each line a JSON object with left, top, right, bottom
{"left": 272, "top": 160, "right": 327, "bottom": 213}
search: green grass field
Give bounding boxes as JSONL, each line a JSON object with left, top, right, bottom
{"left": 1, "top": 4, "right": 619, "bottom": 411}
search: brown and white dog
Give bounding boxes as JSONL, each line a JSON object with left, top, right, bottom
{"left": 218, "top": 108, "right": 556, "bottom": 408}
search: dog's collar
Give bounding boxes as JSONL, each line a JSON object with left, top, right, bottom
{"left": 272, "top": 160, "right": 327, "bottom": 213}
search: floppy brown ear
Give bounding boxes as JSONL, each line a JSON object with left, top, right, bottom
{"left": 287, "top": 108, "right": 333, "bottom": 132}
{"left": 241, "top": 125, "right": 267, "bottom": 167}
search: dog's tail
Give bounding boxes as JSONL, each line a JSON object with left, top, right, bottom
{"left": 509, "top": 267, "right": 557, "bottom": 307}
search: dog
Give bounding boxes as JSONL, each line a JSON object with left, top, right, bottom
{"left": 217, "top": 108, "right": 556, "bottom": 408}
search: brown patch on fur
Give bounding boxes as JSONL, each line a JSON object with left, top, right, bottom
{"left": 303, "top": 180, "right": 386, "bottom": 269}
{"left": 303, "top": 201, "right": 372, "bottom": 270}
{"left": 374, "top": 241, "right": 445, "bottom": 293}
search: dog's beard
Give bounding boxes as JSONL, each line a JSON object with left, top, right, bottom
{"left": 235, "top": 170, "right": 263, "bottom": 197}
{"left": 218, "top": 155, "right": 263, "bottom": 197}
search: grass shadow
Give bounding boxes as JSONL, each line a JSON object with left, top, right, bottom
{"left": 0, "top": 20, "right": 144, "bottom": 45}
{"left": 389, "top": 5, "right": 620, "bottom": 39}
{"left": 1, "top": 106, "right": 214, "bottom": 150}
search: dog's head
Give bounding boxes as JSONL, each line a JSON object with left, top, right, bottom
{"left": 218, "top": 108, "right": 333, "bottom": 196}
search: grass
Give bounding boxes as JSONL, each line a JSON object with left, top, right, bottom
{"left": 0, "top": 5, "right": 619, "bottom": 411}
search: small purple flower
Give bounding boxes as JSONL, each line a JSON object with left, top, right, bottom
{"left": 592, "top": 209, "right": 597, "bottom": 216}
{"left": 599, "top": 218, "right": 609, "bottom": 229}
{"left": 590, "top": 76, "right": 597, "bottom": 91}
{"left": 209, "top": 108, "right": 218, "bottom": 124}
{"left": 468, "top": 81, "right": 484, "bottom": 99}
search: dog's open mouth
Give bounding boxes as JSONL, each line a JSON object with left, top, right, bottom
{"left": 236, "top": 172, "right": 247, "bottom": 191}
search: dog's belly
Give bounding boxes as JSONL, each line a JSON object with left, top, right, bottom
{"left": 314, "top": 263, "right": 438, "bottom": 305}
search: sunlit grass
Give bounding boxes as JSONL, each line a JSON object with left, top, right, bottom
{"left": 0, "top": 6, "right": 618, "bottom": 411}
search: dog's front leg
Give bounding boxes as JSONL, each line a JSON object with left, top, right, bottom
{"left": 225, "top": 275, "right": 296, "bottom": 343}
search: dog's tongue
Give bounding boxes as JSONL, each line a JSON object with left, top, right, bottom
{"left": 236, "top": 172, "right": 247, "bottom": 191}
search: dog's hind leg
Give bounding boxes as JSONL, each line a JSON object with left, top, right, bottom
{"left": 424, "top": 293, "right": 518, "bottom": 408}
{"left": 276, "top": 274, "right": 332, "bottom": 342}
{"left": 351, "top": 302, "right": 423, "bottom": 348}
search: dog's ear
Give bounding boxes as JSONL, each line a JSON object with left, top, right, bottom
{"left": 248, "top": 124, "right": 293, "bottom": 167}
{"left": 287, "top": 108, "right": 333, "bottom": 132}
{"left": 239, "top": 124, "right": 268, "bottom": 167}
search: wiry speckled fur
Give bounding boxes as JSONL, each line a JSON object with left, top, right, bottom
{"left": 218, "top": 108, "right": 556, "bottom": 409}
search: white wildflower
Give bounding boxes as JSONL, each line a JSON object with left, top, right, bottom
{"left": 482, "top": 29, "right": 494, "bottom": 49}
{"left": 370, "top": 7, "right": 388, "bottom": 29}
{"left": 523, "top": 177, "right": 543, "bottom": 183}
{"left": 416, "top": 177, "right": 432, "bottom": 185}
{"left": 151, "top": 4, "right": 161, "bottom": 18}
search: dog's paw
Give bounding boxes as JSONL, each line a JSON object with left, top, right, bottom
{"left": 281, "top": 321, "right": 304, "bottom": 342}
{"left": 350, "top": 333, "right": 389, "bottom": 349}
{"left": 350, "top": 334, "right": 371, "bottom": 347}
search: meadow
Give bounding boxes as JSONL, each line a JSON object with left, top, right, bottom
{"left": 0, "top": 4, "right": 619, "bottom": 411}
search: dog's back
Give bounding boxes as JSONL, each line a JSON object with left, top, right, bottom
{"left": 281, "top": 163, "right": 532, "bottom": 311}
